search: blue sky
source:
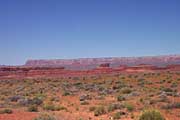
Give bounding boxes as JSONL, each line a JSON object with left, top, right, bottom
{"left": 0, "top": 0, "right": 180, "bottom": 65}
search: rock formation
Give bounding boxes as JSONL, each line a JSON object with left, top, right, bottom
{"left": 25, "top": 55, "right": 180, "bottom": 70}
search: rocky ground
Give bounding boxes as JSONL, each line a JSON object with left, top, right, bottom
{"left": 0, "top": 69, "right": 180, "bottom": 120}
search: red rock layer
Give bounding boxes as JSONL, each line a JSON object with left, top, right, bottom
{"left": 0, "top": 64, "right": 180, "bottom": 80}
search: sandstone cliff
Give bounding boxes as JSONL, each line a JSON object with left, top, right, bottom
{"left": 25, "top": 55, "right": 180, "bottom": 70}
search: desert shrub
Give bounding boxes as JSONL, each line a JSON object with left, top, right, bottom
{"left": 121, "top": 88, "right": 132, "bottom": 94}
{"left": 117, "top": 95, "right": 125, "bottom": 101}
{"left": 112, "top": 112, "right": 121, "bottom": 119}
{"left": 138, "top": 81, "right": 145, "bottom": 86}
{"left": 146, "top": 81, "right": 153, "bottom": 85}
{"left": 94, "top": 106, "right": 106, "bottom": 116}
{"left": 8, "top": 95, "right": 23, "bottom": 102}
{"left": 131, "top": 113, "right": 135, "bottom": 119}
{"left": 43, "top": 103, "right": 64, "bottom": 111}
{"left": 50, "top": 97, "right": 59, "bottom": 102}
{"left": 32, "top": 97, "right": 43, "bottom": 105}
{"left": 43, "top": 103, "right": 55, "bottom": 111}
{"left": 17, "top": 97, "right": 43, "bottom": 106}
{"left": 139, "top": 109, "right": 165, "bottom": 120}
{"left": 167, "top": 80, "right": 171, "bottom": 83}
{"left": 128, "top": 75, "right": 132, "bottom": 78}
{"left": 114, "top": 83, "right": 127, "bottom": 90}
{"left": 124, "top": 103, "right": 134, "bottom": 112}
{"left": 35, "top": 93, "right": 46, "bottom": 100}
{"left": 107, "top": 103, "right": 124, "bottom": 112}
{"left": 171, "top": 82, "right": 178, "bottom": 88}
{"left": 62, "top": 91, "right": 71, "bottom": 96}
{"left": 162, "top": 102, "right": 180, "bottom": 109}
{"left": 80, "top": 101, "right": 89, "bottom": 105}
{"left": 27, "top": 105, "right": 38, "bottom": 112}
{"left": 107, "top": 104, "right": 117, "bottom": 112}
{"left": 34, "top": 113, "right": 57, "bottom": 120}
{"left": 54, "top": 106, "right": 67, "bottom": 111}
{"left": 134, "top": 75, "right": 138, "bottom": 78}
{"left": 162, "top": 88, "right": 173, "bottom": 92}
{"left": 159, "top": 80, "right": 166, "bottom": 84}
{"left": 0, "top": 109, "right": 13, "bottom": 114}
{"left": 74, "top": 82, "right": 82, "bottom": 86}
{"left": 139, "top": 98, "right": 144, "bottom": 103}
{"left": 138, "top": 78, "right": 145, "bottom": 82}
{"left": 89, "top": 106, "right": 96, "bottom": 112}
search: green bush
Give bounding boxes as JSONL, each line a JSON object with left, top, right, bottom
{"left": 34, "top": 113, "right": 57, "bottom": 120}
{"left": 0, "top": 109, "right": 13, "bottom": 114}
{"left": 113, "top": 112, "right": 121, "bottom": 119}
{"left": 27, "top": 105, "right": 38, "bottom": 112}
{"left": 94, "top": 106, "right": 106, "bottom": 116}
{"left": 162, "top": 88, "right": 173, "bottom": 92}
{"left": 121, "top": 88, "right": 132, "bottom": 94}
{"left": 54, "top": 106, "right": 67, "bottom": 111}
{"left": 162, "top": 102, "right": 180, "bottom": 109}
{"left": 43, "top": 103, "right": 55, "bottom": 111}
{"left": 117, "top": 95, "right": 125, "bottom": 101}
{"left": 62, "top": 91, "right": 71, "bottom": 96}
{"left": 80, "top": 101, "right": 89, "bottom": 105}
{"left": 171, "top": 82, "right": 178, "bottom": 88}
{"left": 139, "top": 109, "right": 165, "bottom": 120}
{"left": 107, "top": 104, "right": 116, "bottom": 112}
{"left": 124, "top": 103, "right": 134, "bottom": 112}
{"left": 89, "top": 106, "right": 96, "bottom": 112}
{"left": 43, "top": 103, "right": 65, "bottom": 111}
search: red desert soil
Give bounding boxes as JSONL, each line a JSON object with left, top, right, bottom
{"left": 0, "top": 110, "right": 38, "bottom": 120}
{"left": 0, "top": 63, "right": 180, "bottom": 120}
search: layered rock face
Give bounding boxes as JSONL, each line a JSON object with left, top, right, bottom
{"left": 1, "top": 55, "right": 180, "bottom": 79}
{"left": 25, "top": 55, "right": 180, "bottom": 70}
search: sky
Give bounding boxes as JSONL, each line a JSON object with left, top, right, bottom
{"left": 0, "top": 0, "right": 180, "bottom": 65}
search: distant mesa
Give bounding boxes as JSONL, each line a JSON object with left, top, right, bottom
{"left": 1, "top": 56, "right": 180, "bottom": 79}
{"left": 25, "top": 55, "right": 180, "bottom": 70}
{"left": 98, "top": 63, "right": 110, "bottom": 68}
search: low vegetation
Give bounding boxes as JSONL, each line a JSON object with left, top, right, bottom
{"left": 0, "top": 71, "right": 179, "bottom": 119}
{"left": 94, "top": 106, "right": 106, "bottom": 116}
{"left": 34, "top": 113, "right": 57, "bottom": 120}
{"left": 139, "top": 109, "right": 165, "bottom": 120}
{"left": 0, "top": 109, "right": 13, "bottom": 114}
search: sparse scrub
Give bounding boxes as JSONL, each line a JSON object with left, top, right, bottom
{"left": 171, "top": 82, "right": 178, "bottom": 88}
{"left": 107, "top": 103, "right": 123, "bottom": 112}
{"left": 62, "top": 91, "right": 71, "bottom": 96}
{"left": 112, "top": 112, "right": 121, "bottom": 119}
{"left": 161, "top": 87, "right": 173, "bottom": 92}
{"left": 94, "top": 106, "right": 106, "bottom": 116}
{"left": 107, "top": 104, "right": 117, "bottom": 112}
{"left": 117, "top": 95, "right": 126, "bottom": 101}
{"left": 124, "top": 103, "right": 134, "bottom": 112}
{"left": 43, "top": 102, "right": 65, "bottom": 111}
{"left": 33, "top": 113, "right": 57, "bottom": 120}
{"left": 139, "top": 109, "right": 165, "bottom": 120}
{"left": 27, "top": 105, "right": 38, "bottom": 112}
{"left": 162, "top": 102, "right": 180, "bottom": 109}
{"left": 0, "top": 109, "right": 13, "bottom": 114}
{"left": 89, "top": 106, "right": 96, "bottom": 112}
{"left": 121, "top": 88, "right": 132, "bottom": 94}
{"left": 80, "top": 101, "right": 89, "bottom": 105}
